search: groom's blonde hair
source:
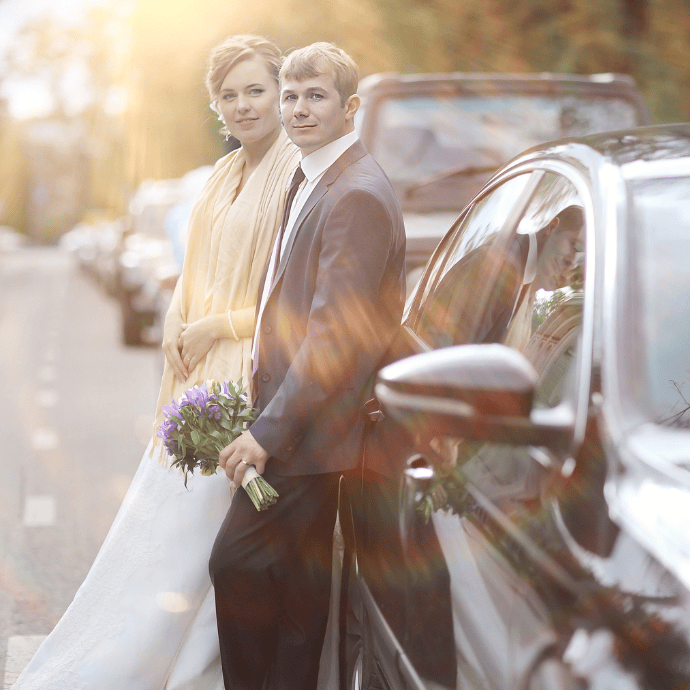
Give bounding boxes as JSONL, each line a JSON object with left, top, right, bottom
{"left": 280, "top": 42, "right": 359, "bottom": 106}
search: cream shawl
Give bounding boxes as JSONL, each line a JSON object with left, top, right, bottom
{"left": 152, "top": 129, "right": 300, "bottom": 439}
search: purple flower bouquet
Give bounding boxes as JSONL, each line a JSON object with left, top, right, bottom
{"left": 156, "top": 379, "right": 278, "bottom": 511}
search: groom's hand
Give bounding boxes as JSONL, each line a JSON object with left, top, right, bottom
{"left": 219, "top": 430, "right": 270, "bottom": 486}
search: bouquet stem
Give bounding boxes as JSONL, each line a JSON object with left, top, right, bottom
{"left": 241, "top": 465, "right": 279, "bottom": 511}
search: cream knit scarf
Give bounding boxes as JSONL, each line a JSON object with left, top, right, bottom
{"left": 152, "top": 129, "right": 300, "bottom": 445}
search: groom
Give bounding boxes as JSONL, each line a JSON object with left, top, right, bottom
{"left": 209, "top": 42, "right": 406, "bottom": 690}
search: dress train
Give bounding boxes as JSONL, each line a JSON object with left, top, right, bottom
{"left": 13, "top": 442, "right": 233, "bottom": 690}
{"left": 13, "top": 440, "right": 339, "bottom": 690}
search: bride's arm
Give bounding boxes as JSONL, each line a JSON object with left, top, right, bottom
{"left": 224, "top": 306, "right": 255, "bottom": 338}
{"left": 161, "top": 278, "right": 189, "bottom": 383}
{"left": 178, "top": 306, "right": 256, "bottom": 373}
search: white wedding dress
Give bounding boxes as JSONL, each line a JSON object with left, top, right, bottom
{"left": 12, "top": 441, "right": 339, "bottom": 690}
{"left": 13, "top": 441, "right": 231, "bottom": 689}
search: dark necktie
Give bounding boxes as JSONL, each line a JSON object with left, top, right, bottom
{"left": 252, "top": 164, "right": 305, "bottom": 378}
{"left": 271, "top": 164, "right": 305, "bottom": 285}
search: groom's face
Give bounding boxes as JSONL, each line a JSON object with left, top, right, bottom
{"left": 280, "top": 71, "right": 359, "bottom": 155}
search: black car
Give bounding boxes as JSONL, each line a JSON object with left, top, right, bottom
{"left": 340, "top": 124, "right": 690, "bottom": 690}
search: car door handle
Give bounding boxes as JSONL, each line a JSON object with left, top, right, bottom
{"left": 364, "top": 397, "right": 385, "bottom": 422}
{"left": 400, "top": 455, "right": 436, "bottom": 547}
{"left": 404, "top": 454, "right": 435, "bottom": 483}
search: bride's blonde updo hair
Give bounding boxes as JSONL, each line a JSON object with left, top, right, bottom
{"left": 205, "top": 34, "right": 283, "bottom": 101}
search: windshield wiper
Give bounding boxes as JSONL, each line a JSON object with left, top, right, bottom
{"left": 404, "top": 164, "right": 499, "bottom": 199}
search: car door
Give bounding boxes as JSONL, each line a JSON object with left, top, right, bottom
{"left": 352, "top": 166, "right": 593, "bottom": 690}
{"left": 344, "top": 170, "right": 537, "bottom": 689}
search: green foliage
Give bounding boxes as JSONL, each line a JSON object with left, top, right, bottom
{"left": 2, "top": 0, "right": 688, "bottom": 230}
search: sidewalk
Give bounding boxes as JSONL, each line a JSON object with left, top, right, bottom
{"left": 3, "top": 636, "right": 45, "bottom": 689}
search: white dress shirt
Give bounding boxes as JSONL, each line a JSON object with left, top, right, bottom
{"left": 522, "top": 231, "right": 537, "bottom": 286}
{"left": 253, "top": 130, "right": 360, "bottom": 366}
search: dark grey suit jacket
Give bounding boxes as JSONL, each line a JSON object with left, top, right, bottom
{"left": 250, "top": 140, "right": 406, "bottom": 476}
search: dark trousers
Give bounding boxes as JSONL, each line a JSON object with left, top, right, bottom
{"left": 209, "top": 467, "right": 340, "bottom": 690}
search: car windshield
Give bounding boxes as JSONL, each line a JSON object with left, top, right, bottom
{"left": 369, "top": 92, "right": 641, "bottom": 186}
{"left": 630, "top": 175, "right": 690, "bottom": 429}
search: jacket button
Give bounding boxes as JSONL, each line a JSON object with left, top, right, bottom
{"left": 263, "top": 324, "right": 272, "bottom": 334}
{"left": 261, "top": 373, "right": 270, "bottom": 382}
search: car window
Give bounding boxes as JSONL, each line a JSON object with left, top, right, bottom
{"left": 421, "top": 174, "right": 584, "bottom": 500}
{"left": 413, "top": 172, "right": 535, "bottom": 347}
{"left": 421, "top": 173, "right": 585, "bottom": 486}
{"left": 504, "top": 174, "right": 584, "bottom": 407}
{"left": 397, "top": 173, "right": 588, "bottom": 689}
{"left": 370, "top": 94, "right": 641, "bottom": 187}
{"left": 626, "top": 176, "right": 690, "bottom": 429}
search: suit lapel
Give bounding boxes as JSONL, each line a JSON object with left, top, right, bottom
{"left": 273, "top": 184, "right": 328, "bottom": 286}
{"left": 269, "top": 141, "right": 368, "bottom": 295}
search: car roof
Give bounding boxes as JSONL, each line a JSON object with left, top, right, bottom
{"left": 358, "top": 71, "right": 653, "bottom": 122}
{"left": 359, "top": 71, "right": 642, "bottom": 92}
{"left": 506, "top": 124, "right": 690, "bottom": 175}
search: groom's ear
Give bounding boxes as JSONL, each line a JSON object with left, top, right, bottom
{"left": 344, "top": 93, "right": 360, "bottom": 122}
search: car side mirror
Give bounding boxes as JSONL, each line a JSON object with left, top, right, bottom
{"left": 375, "top": 344, "right": 573, "bottom": 451}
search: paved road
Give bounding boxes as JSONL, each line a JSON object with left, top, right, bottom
{"left": 0, "top": 247, "right": 162, "bottom": 687}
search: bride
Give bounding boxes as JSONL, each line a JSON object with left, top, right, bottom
{"left": 13, "top": 35, "right": 302, "bottom": 690}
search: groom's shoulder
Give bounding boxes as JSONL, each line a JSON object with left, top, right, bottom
{"left": 335, "top": 147, "right": 399, "bottom": 206}
{"left": 333, "top": 161, "right": 402, "bottom": 235}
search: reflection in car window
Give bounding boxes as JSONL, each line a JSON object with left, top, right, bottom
{"left": 630, "top": 177, "right": 690, "bottom": 428}
{"left": 371, "top": 94, "right": 641, "bottom": 185}
{"left": 504, "top": 173, "right": 584, "bottom": 409}
{"left": 403, "top": 173, "right": 589, "bottom": 690}
{"left": 415, "top": 171, "right": 585, "bottom": 386}
{"left": 415, "top": 173, "right": 533, "bottom": 347}
{"left": 419, "top": 171, "right": 585, "bottom": 502}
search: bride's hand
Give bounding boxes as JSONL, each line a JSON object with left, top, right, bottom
{"left": 162, "top": 316, "right": 188, "bottom": 383}
{"left": 178, "top": 315, "right": 224, "bottom": 374}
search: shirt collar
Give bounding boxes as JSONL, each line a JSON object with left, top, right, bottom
{"left": 523, "top": 232, "right": 537, "bottom": 285}
{"left": 300, "top": 130, "right": 359, "bottom": 182}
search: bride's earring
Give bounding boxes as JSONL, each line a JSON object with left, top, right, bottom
{"left": 210, "top": 100, "right": 229, "bottom": 140}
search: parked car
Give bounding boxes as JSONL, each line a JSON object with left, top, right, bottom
{"left": 0, "top": 226, "right": 28, "bottom": 252}
{"left": 115, "top": 166, "right": 213, "bottom": 346}
{"left": 148, "top": 165, "right": 215, "bottom": 345}
{"left": 117, "top": 179, "right": 182, "bottom": 345}
{"left": 356, "top": 71, "right": 653, "bottom": 293}
{"left": 59, "top": 216, "right": 129, "bottom": 295}
{"left": 340, "top": 124, "right": 690, "bottom": 690}
{"left": 93, "top": 216, "right": 130, "bottom": 297}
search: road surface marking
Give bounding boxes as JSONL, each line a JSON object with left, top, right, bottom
{"left": 41, "top": 347, "right": 59, "bottom": 363}
{"left": 3, "top": 635, "right": 46, "bottom": 688}
{"left": 31, "top": 428, "right": 58, "bottom": 451}
{"left": 36, "top": 390, "right": 58, "bottom": 407}
{"left": 23, "top": 496, "right": 56, "bottom": 526}
{"left": 37, "top": 366, "right": 56, "bottom": 383}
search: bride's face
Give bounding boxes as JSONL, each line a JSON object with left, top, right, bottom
{"left": 216, "top": 56, "right": 281, "bottom": 148}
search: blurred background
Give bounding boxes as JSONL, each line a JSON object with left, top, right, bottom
{"left": 0, "top": 0, "right": 688, "bottom": 244}
{"left": 0, "top": 1, "right": 689, "bottom": 684}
